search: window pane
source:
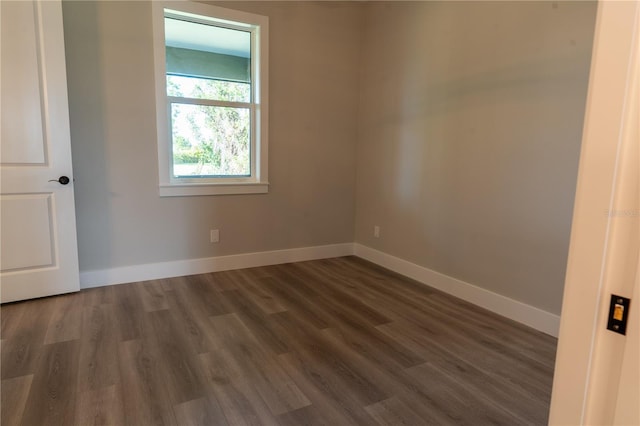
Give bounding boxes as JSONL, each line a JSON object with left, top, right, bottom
{"left": 171, "top": 103, "right": 250, "bottom": 177}
{"left": 167, "top": 75, "right": 250, "bottom": 102}
{"left": 164, "top": 17, "right": 251, "bottom": 101}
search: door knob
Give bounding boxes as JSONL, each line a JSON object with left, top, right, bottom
{"left": 49, "top": 176, "right": 70, "bottom": 185}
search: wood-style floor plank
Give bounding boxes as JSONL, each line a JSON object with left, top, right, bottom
{"left": 198, "top": 351, "right": 281, "bottom": 426}
{"left": 277, "top": 330, "right": 389, "bottom": 408}
{"left": 117, "top": 338, "right": 177, "bottom": 426}
{"left": 74, "top": 383, "right": 125, "bottom": 426}
{"left": 137, "top": 280, "right": 170, "bottom": 312}
{"left": 112, "top": 282, "right": 147, "bottom": 342}
{"left": 382, "top": 318, "right": 553, "bottom": 401}
{"left": 221, "top": 289, "right": 291, "bottom": 354}
{"left": 1, "top": 296, "right": 56, "bottom": 380}
{"left": 43, "top": 294, "right": 83, "bottom": 344}
{"left": 233, "top": 269, "right": 289, "bottom": 315}
{"left": 321, "top": 322, "right": 424, "bottom": 371}
{"left": 206, "top": 313, "right": 311, "bottom": 415}
{"left": 173, "top": 395, "right": 229, "bottom": 426}
{"left": 277, "top": 349, "right": 379, "bottom": 426}
{"left": 20, "top": 340, "right": 80, "bottom": 426}
{"left": 0, "top": 374, "right": 32, "bottom": 426}
{"left": 0, "top": 256, "right": 557, "bottom": 425}
{"left": 364, "top": 395, "right": 431, "bottom": 426}
{"left": 206, "top": 270, "right": 238, "bottom": 292}
{"left": 277, "top": 403, "right": 352, "bottom": 426}
{"left": 82, "top": 285, "right": 115, "bottom": 307}
{"left": 147, "top": 309, "right": 208, "bottom": 405}
{"left": 403, "top": 361, "right": 527, "bottom": 425}
{"left": 1, "top": 301, "right": 25, "bottom": 341}
{"left": 76, "top": 304, "right": 120, "bottom": 392}
{"left": 260, "top": 275, "right": 333, "bottom": 329}
{"left": 163, "top": 286, "right": 219, "bottom": 355}
{"left": 377, "top": 320, "right": 551, "bottom": 424}
{"left": 279, "top": 262, "right": 393, "bottom": 328}
{"left": 173, "top": 274, "right": 231, "bottom": 318}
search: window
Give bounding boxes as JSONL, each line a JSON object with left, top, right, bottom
{"left": 152, "top": 2, "right": 268, "bottom": 196}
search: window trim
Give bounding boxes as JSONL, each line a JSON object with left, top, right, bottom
{"left": 152, "top": 1, "right": 269, "bottom": 196}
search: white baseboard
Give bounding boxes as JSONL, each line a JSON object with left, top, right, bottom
{"left": 80, "top": 243, "right": 355, "bottom": 289}
{"left": 354, "top": 244, "right": 560, "bottom": 337}
{"left": 80, "top": 241, "right": 559, "bottom": 337}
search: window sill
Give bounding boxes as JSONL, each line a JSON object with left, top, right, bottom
{"left": 159, "top": 182, "right": 269, "bottom": 197}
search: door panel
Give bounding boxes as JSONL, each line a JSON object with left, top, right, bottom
{"left": 1, "top": 0, "right": 46, "bottom": 165}
{"left": 1, "top": 194, "right": 55, "bottom": 272}
{"left": 0, "top": 0, "right": 80, "bottom": 303}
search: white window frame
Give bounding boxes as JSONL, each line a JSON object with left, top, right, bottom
{"left": 152, "top": 1, "right": 269, "bottom": 196}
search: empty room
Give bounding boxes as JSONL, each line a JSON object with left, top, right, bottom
{"left": 1, "top": 0, "right": 638, "bottom": 425}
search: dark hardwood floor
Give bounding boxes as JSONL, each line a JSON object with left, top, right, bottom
{"left": 1, "top": 256, "right": 557, "bottom": 425}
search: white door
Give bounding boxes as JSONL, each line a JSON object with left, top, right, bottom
{"left": 0, "top": 0, "right": 80, "bottom": 303}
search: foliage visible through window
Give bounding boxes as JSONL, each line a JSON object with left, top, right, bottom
{"left": 168, "top": 76, "right": 251, "bottom": 177}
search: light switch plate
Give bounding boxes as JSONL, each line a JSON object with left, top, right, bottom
{"left": 607, "top": 294, "right": 630, "bottom": 335}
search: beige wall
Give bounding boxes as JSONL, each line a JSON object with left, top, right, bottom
{"left": 355, "top": 1, "right": 596, "bottom": 315}
{"left": 62, "top": 1, "right": 361, "bottom": 271}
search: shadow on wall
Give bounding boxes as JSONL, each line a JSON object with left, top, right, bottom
{"left": 356, "top": 0, "right": 596, "bottom": 315}
{"left": 62, "top": 0, "right": 113, "bottom": 272}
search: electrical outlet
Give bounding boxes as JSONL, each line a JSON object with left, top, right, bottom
{"left": 374, "top": 225, "right": 380, "bottom": 238}
{"left": 210, "top": 229, "right": 220, "bottom": 243}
